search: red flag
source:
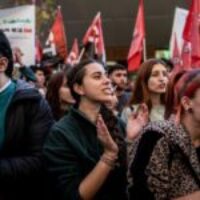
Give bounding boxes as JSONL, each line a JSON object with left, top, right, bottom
{"left": 35, "top": 36, "right": 43, "bottom": 63}
{"left": 66, "top": 38, "right": 79, "bottom": 66}
{"left": 171, "top": 34, "right": 182, "bottom": 72}
{"left": 82, "top": 12, "right": 106, "bottom": 62}
{"left": 181, "top": 41, "right": 191, "bottom": 70}
{"left": 127, "top": 0, "right": 145, "bottom": 72}
{"left": 45, "top": 6, "right": 67, "bottom": 61}
{"left": 182, "top": 0, "right": 200, "bottom": 67}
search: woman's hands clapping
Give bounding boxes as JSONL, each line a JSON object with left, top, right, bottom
{"left": 126, "top": 103, "right": 149, "bottom": 141}
{"left": 96, "top": 114, "right": 118, "bottom": 160}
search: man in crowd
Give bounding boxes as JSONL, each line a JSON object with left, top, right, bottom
{"left": 108, "top": 63, "right": 131, "bottom": 115}
{"left": 0, "top": 30, "right": 53, "bottom": 200}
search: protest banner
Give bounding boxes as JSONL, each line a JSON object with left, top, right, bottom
{"left": 0, "top": 5, "right": 35, "bottom": 66}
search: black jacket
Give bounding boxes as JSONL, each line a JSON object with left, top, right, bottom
{"left": 0, "top": 80, "right": 54, "bottom": 200}
{"left": 44, "top": 107, "right": 127, "bottom": 200}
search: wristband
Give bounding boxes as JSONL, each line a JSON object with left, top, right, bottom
{"left": 100, "top": 154, "right": 116, "bottom": 169}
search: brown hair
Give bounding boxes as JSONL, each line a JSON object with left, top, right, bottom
{"left": 128, "top": 58, "right": 167, "bottom": 111}
{"left": 164, "top": 70, "right": 187, "bottom": 119}
{"left": 46, "top": 71, "right": 66, "bottom": 120}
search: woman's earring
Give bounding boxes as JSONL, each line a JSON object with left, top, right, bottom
{"left": 187, "top": 107, "right": 193, "bottom": 113}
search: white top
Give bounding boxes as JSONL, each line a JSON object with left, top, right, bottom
{"left": 121, "top": 104, "right": 165, "bottom": 124}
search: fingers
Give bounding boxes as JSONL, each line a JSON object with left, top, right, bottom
{"left": 128, "top": 103, "right": 149, "bottom": 126}
{"left": 96, "top": 115, "right": 119, "bottom": 154}
{"left": 138, "top": 103, "right": 148, "bottom": 114}
{"left": 96, "top": 115, "right": 109, "bottom": 136}
{"left": 137, "top": 104, "right": 149, "bottom": 119}
{"left": 140, "top": 103, "right": 148, "bottom": 112}
{"left": 129, "top": 103, "right": 148, "bottom": 119}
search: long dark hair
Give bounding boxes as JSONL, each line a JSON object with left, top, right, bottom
{"left": 46, "top": 71, "right": 66, "bottom": 120}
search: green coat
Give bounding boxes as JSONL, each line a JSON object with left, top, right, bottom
{"left": 43, "top": 107, "right": 127, "bottom": 200}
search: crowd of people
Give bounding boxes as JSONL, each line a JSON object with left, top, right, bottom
{"left": 1, "top": 29, "right": 200, "bottom": 200}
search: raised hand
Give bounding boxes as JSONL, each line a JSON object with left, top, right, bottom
{"left": 13, "top": 47, "right": 24, "bottom": 66}
{"left": 96, "top": 114, "right": 118, "bottom": 157}
{"left": 126, "top": 103, "right": 149, "bottom": 141}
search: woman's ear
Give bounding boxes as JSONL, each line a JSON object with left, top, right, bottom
{"left": 0, "top": 57, "right": 8, "bottom": 73}
{"left": 73, "top": 83, "right": 85, "bottom": 96}
{"left": 181, "top": 96, "right": 192, "bottom": 112}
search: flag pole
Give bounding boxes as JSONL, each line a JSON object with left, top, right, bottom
{"left": 143, "top": 38, "right": 147, "bottom": 61}
{"left": 77, "top": 47, "right": 85, "bottom": 63}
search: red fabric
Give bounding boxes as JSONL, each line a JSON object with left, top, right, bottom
{"left": 46, "top": 7, "right": 67, "bottom": 60}
{"left": 184, "top": 82, "right": 200, "bottom": 97}
{"left": 172, "top": 34, "right": 182, "bottom": 72}
{"left": 82, "top": 12, "right": 105, "bottom": 58}
{"left": 35, "top": 37, "right": 43, "bottom": 63}
{"left": 127, "top": 0, "right": 145, "bottom": 72}
{"left": 181, "top": 41, "right": 191, "bottom": 70}
{"left": 183, "top": 1, "right": 194, "bottom": 42}
{"left": 182, "top": 0, "right": 200, "bottom": 67}
{"left": 66, "top": 38, "right": 79, "bottom": 65}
